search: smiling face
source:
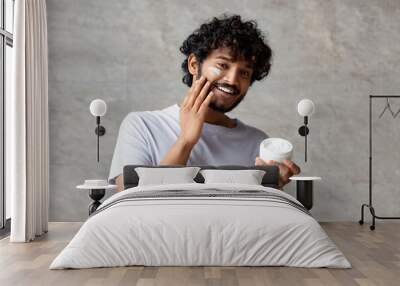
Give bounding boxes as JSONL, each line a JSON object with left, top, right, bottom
{"left": 190, "top": 47, "right": 254, "bottom": 113}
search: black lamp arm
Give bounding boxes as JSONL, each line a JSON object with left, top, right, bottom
{"left": 298, "top": 116, "right": 310, "bottom": 162}
{"left": 94, "top": 116, "right": 106, "bottom": 162}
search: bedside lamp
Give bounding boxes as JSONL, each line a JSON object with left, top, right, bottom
{"left": 291, "top": 99, "right": 320, "bottom": 211}
{"left": 89, "top": 99, "right": 107, "bottom": 162}
{"left": 76, "top": 99, "right": 115, "bottom": 216}
{"left": 297, "top": 99, "right": 315, "bottom": 162}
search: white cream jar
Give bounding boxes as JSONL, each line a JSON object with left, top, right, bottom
{"left": 259, "top": 138, "right": 293, "bottom": 163}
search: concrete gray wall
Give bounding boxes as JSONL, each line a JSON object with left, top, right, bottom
{"left": 47, "top": 0, "right": 400, "bottom": 221}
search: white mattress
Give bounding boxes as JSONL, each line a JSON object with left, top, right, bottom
{"left": 50, "top": 183, "right": 351, "bottom": 269}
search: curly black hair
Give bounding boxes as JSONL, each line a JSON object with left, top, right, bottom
{"left": 180, "top": 14, "right": 272, "bottom": 87}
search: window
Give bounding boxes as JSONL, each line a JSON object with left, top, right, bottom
{"left": 0, "top": 0, "right": 13, "bottom": 234}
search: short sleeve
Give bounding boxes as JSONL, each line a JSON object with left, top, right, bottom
{"left": 108, "top": 113, "right": 153, "bottom": 184}
{"left": 249, "top": 126, "right": 268, "bottom": 143}
{"left": 252, "top": 129, "right": 269, "bottom": 163}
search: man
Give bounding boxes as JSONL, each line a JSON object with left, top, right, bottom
{"left": 109, "top": 14, "right": 300, "bottom": 192}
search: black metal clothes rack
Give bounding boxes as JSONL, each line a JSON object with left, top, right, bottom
{"left": 359, "top": 95, "right": 400, "bottom": 230}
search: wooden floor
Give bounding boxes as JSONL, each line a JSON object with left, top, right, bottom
{"left": 0, "top": 222, "right": 399, "bottom": 286}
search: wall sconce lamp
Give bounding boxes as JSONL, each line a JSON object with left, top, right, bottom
{"left": 297, "top": 99, "right": 315, "bottom": 162}
{"left": 89, "top": 99, "right": 107, "bottom": 162}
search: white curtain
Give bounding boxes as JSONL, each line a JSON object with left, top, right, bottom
{"left": 9, "top": 0, "right": 49, "bottom": 242}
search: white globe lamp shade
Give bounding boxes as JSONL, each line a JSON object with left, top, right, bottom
{"left": 297, "top": 99, "right": 315, "bottom": 117}
{"left": 90, "top": 99, "right": 107, "bottom": 117}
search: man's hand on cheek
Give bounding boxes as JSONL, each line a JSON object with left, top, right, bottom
{"left": 179, "top": 75, "right": 214, "bottom": 147}
{"left": 255, "top": 157, "right": 301, "bottom": 189}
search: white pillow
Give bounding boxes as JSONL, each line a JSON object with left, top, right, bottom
{"left": 200, "top": 169, "right": 266, "bottom": 185}
{"left": 135, "top": 167, "right": 201, "bottom": 186}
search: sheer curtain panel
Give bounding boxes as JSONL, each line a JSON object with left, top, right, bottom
{"left": 9, "top": 0, "right": 49, "bottom": 242}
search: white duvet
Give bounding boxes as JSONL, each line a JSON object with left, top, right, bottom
{"left": 50, "top": 183, "right": 351, "bottom": 269}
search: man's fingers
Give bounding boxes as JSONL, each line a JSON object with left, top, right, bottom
{"left": 189, "top": 74, "right": 196, "bottom": 91}
{"left": 279, "top": 164, "right": 292, "bottom": 180}
{"left": 187, "top": 75, "right": 206, "bottom": 108}
{"left": 255, "top": 157, "right": 280, "bottom": 166}
{"left": 198, "top": 91, "right": 214, "bottom": 114}
{"left": 254, "top": 157, "right": 297, "bottom": 188}
{"left": 255, "top": 157, "right": 264, "bottom": 165}
{"left": 182, "top": 75, "right": 200, "bottom": 107}
{"left": 265, "top": 159, "right": 292, "bottom": 187}
{"left": 264, "top": 159, "right": 280, "bottom": 166}
{"left": 181, "top": 92, "right": 190, "bottom": 108}
{"left": 282, "top": 159, "right": 301, "bottom": 175}
{"left": 181, "top": 75, "right": 199, "bottom": 109}
{"left": 193, "top": 81, "right": 211, "bottom": 112}
{"left": 188, "top": 74, "right": 199, "bottom": 93}
{"left": 278, "top": 166, "right": 292, "bottom": 188}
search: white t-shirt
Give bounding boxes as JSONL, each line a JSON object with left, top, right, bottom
{"left": 108, "top": 104, "right": 268, "bottom": 183}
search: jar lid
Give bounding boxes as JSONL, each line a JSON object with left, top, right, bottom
{"left": 261, "top": 138, "right": 293, "bottom": 156}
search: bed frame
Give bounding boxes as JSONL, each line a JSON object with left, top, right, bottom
{"left": 123, "top": 165, "right": 280, "bottom": 190}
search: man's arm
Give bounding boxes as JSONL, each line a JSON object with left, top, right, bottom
{"left": 255, "top": 157, "right": 301, "bottom": 189}
{"left": 160, "top": 138, "right": 195, "bottom": 165}
{"left": 108, "top": 112, "right": 153, "bottom": 192}
{"left": 115, "top": 175, "right": 124, "bottom": 193}
{"left": 111, "top": 75, "right": 212, "bottom": 190}
{"left": 160, "top": 75, "right": 213, "bottom": 165}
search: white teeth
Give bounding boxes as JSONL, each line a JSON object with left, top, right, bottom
{"left": 218, "top": 86, "right": 234, "bottom": 94}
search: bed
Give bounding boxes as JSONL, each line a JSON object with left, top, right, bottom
{"left": 50, "top": 165, "right": 351, "bottom": 269}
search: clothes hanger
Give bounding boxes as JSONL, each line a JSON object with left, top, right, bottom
{"left": 378, "top": 97, "right": 400, "bottom": 119}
